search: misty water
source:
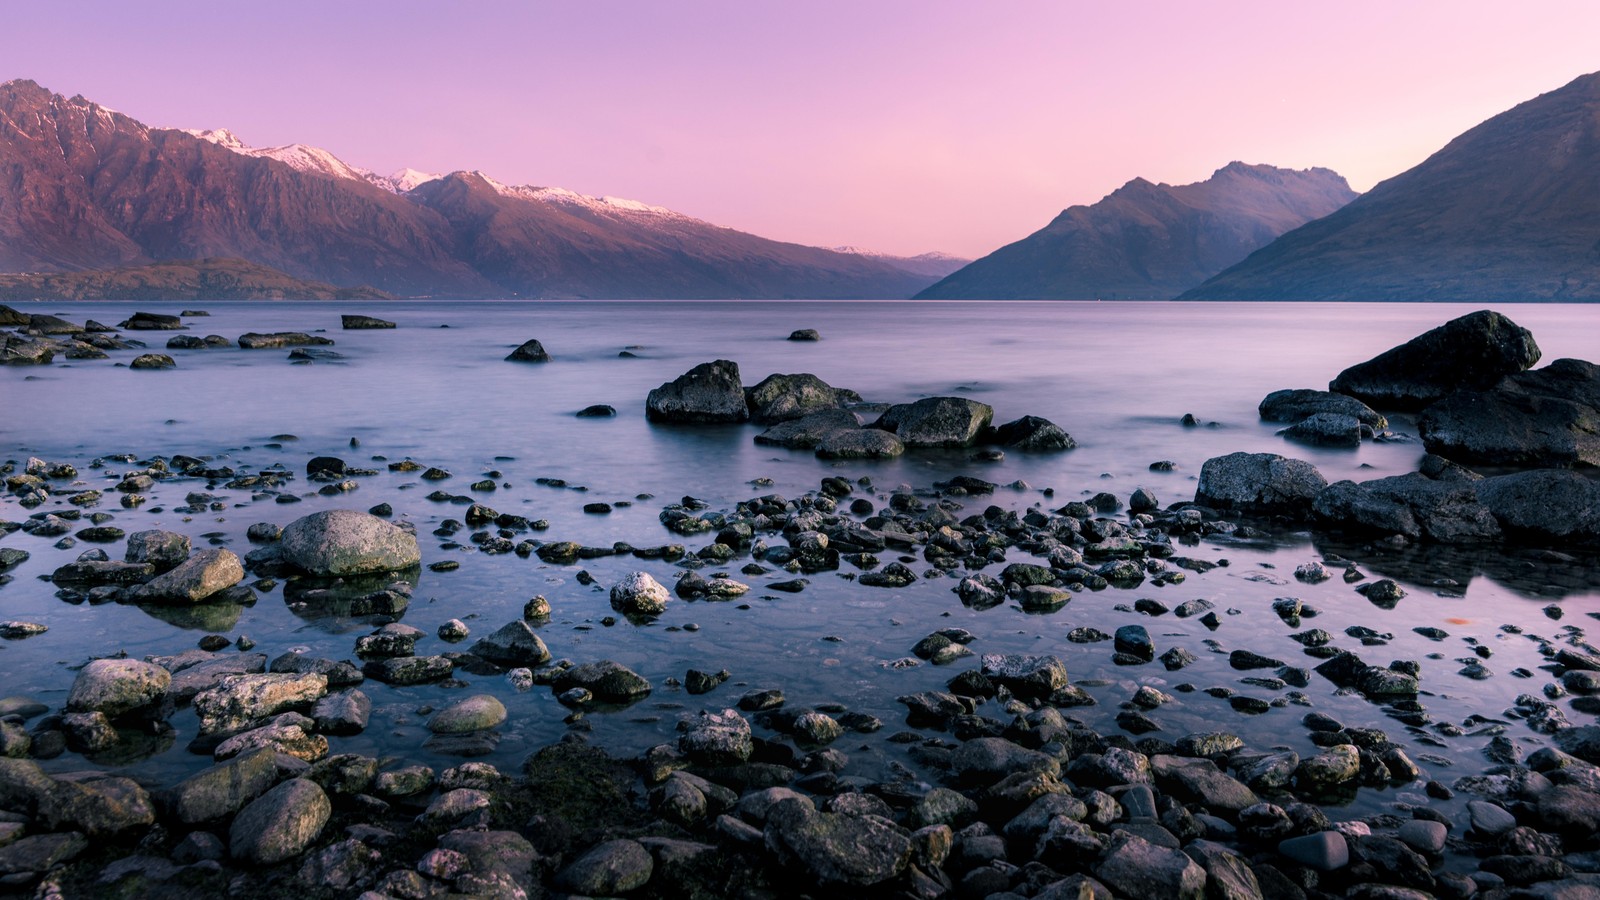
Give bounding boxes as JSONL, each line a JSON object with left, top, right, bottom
{"left": 3, "top": 299, "right": 1599, "bottom": 825}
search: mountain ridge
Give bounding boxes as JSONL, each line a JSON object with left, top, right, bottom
{"left": 0, "top": 79, "right": 944, "bottom": 300}
{"left": 1180, "top": 71, "right": 1600, "bottom": 301}
{"left": 916, "top": 161, "right": 1356, "bottom": 300}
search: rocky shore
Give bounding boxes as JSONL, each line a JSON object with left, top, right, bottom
{"left": 1, "top": 308, "right": 1599, "bottom": 898}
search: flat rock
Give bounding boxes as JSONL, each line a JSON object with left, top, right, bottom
{"left": 754, "top": 408, "right": 862, "bottom": 448}
{"left": 1196, "top": 452, "right": 1327, "bottom": 518}
{"left": 131, "top": 547, "right": 243, "bottom": 603}
{"left": 872, "top": 396, "right": 993, "bottom": 448}
{"left": 1260, "top": 388, "right": 1387, "bottom": 428}
{"left": 192, "top": 672, "right": 328, "bottom": 734}
{"left": 816, "top": 428, "right": 905, "bottom": 459}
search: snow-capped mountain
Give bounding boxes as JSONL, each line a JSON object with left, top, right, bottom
{"left": 832, "top": 247, "right": 971, "bottom": 279}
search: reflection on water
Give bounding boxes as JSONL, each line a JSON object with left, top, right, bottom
{"left": 2, "top": 299, "right": 1599, "bottom": 823}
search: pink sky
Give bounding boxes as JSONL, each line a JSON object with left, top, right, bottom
{"left": 6, "top": 1, "right": 1598, "bottom": 258}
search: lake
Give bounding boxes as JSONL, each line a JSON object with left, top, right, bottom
{"left": 2, "top": 299, "right": 1598, "bottom": 821}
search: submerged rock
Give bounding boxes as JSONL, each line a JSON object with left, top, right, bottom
{"left": 1330, "top": 310, "right": 1540, "bottom": 411}
{"left": 815, "top": 428, "right": 905, "bottom": 459}
{"left": 990, "top": 415, "right": 1076, "bottom": 451}
{"left": 129, "top": 353, "right": 176, "bottom": 370}
{"left": 646, "top": 360, "right": 749, "bottom": 423}
{"left": 754, "top": 408, "right": 862, "bottom": 449}
{"left": 238, "top": 332, "right": 335, "bottom": 349}
{"left": 130, "top": 548, "right": 243, "bottom": 604}
{"left": 1277, "top": 412, "right": 1364, "bottom": 448}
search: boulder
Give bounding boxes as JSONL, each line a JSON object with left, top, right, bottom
{"left": 66, "top": 659, "right": 170, "bottom": 719}
{"left": 679, "top": 709, "right": 752, "bottom": 765}
{"left": 505, "top": 338, "right": 550, "bottom": 362}
{"left": 609, "top": 572, "right": 671, "bottom": 615}
{"left": 646, "top": 360, "right": 748, "bottom": 423}
{"left": 238, "top": 332, "right": 335, "bottom": 349}
{"left": 1259, "top": 388, "right": 1387, "bottom": 429}
{"left": 1094, "top": 831, "right": 1206, "bottom": 900}
{"left": 129, "top": 353, "right": 176, "bottom": 370}
{"left": 0, "top": 334, "right": 55, "bottom": 365}
{"left": 192, "top": 672, "right": 328, "bottom": 735}
{"left": 125, "top": 529, "right": 191, "bottom": 572}
{"left": 427, "top": 695, "right": 508, "bottom": 734}
{"left": 754, "top": 409, "right": 862, "bottom": 449}
{"left": 764, "top": 800, "right": 912, "bottom": 886}
{"left": 553, "top": 661, "right": 651, "bottom": 703}
{"left": 1277, "top": 412, "right": 1364, "bottom": 448}
{"left": 1312, "top": 473, "right": 1500, "bottom": 543}
{"left": 1195, "top": 452, "right": 1327, "bottom": 518}
{"left": 787, "top": 329, "right": 821, "bottom": 341}
{"left": 990, "top": 415, "right": 1076, "bottom": 451}
{"left": 980, "top": 654, "right": 1069, "bottom": 699}
{"left": 744, "top": 373, "right": 862, "bottom": 424}
{"left": 872, "top": 397, "right": 993, "bottom": 448}
{"left": 120, "top": 312, "right": 183, "bottom": 330}
{"left": 131, "top": 548, "right": 243, "bottom": 604}
{"left": 469, "top": 621, "right": 551, "bottom": 666}
{"left": 1418, "top": 358, "right": 1600, "bottom": 467}
{"left": 37, "top": 774, "right": 156, "bottom": 837}
{"left": 557, "top": 839, "right": 654, "bottom": 895}
{"left": 278, "top": 509, "right": 420, "bottom": 576}
{"left": 0, "top": 305, "right": 28, "bottom": 326}
{"left": 1477, "top": 469, "right": 1600, "bottom": 542}
{"left": 815, "top": 428, "right": 905, "bottom": 459}
{"left": 229, "top": 778, "right": 330, "bottom": 865}
{"left": 1329, "top": 310, "right": 1540, "bottom": 411}
{"left": 341, "top": 315, "right": 395, "bottom": 329}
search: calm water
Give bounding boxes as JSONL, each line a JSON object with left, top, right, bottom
{"left": 2, "top": 300, "right": 1599, "bottom": 819}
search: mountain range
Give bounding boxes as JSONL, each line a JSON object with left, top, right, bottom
{"left": 917, "top": 163, "right": 1357, "bottom": 300}
{"left": 0, "top": 79, "right": 958, "bottom": 300}
{"left": 1182, "top": 71, "right": 1600, "bottom": 301}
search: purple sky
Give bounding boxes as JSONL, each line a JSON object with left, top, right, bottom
{"left": 7, "top": 1, "right": 1598, "bottom": 257}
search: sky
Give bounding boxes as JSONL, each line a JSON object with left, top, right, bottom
{"left": 6, "top": 1, "right": 1599, "bottom": 258}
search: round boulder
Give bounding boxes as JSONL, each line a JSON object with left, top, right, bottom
{"left": 278, "top": 510, "right": 420, "bottom": 576}
{"left": 427, "top": 695, "right": 508, "bottom": 734}
{"left": 610, "top": 572, "right": 670, "bottom": 615}
{"left": 66, "top": 659, "right": 171, "bottom": 719}
{"left": 229, "top": 778, "right": 331, "bottom": 865}
{"left": 129, "top": 354, "right": 176, "bottom": 370}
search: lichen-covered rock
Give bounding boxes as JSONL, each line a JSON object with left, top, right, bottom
{"left": 679, "top": 709, "right": 753, "bottom": 765}
{"left": 428, "top": 695, "right": 508, "bottom": 734}
{"left": 556, "top": 838, "right": 654, "bottom": 895}
{"left": 646, "top": 360, "right": 748, "bottom": 423}
{"left": 278, "top": 509, "right": 420, "bottom": 576}
{"left": 131, "top": 548, "right": 243, "bottom": 604}
{"left": 610, "top": 571, "right": 670, "bottom": 615}
{"left": 1094, "top": 831, "right": 1206, "bottom": 900}
{"left": 192, "top": 672, "right": 328, "bottom": 735}
{"left": 815, "top": 428, "right": 905, "bottom": 459}
{"left": 163, "top": 748, "right": 279, "bottom": 825}
{"left": 1330, "top": 310, "right": 1540, "bottom": 411}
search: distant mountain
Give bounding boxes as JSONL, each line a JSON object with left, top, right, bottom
{"left": 832, "top": 247, "right": 971, "bottom": 279}
{"left": 0, "top": 258, "right": 392, "bottom": 302}
{"left": 916, "top": 163, "right": 1356, "bottom": 300}
{"left": 0, "top": 79, "right": 937, "bottom": 299}
{"left": 1182, "top": 72, "right": 1600, "bottom": 301}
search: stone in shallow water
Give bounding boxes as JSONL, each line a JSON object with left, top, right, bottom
{"left": 427, "top": 694, "right": 508, "bottom": 734}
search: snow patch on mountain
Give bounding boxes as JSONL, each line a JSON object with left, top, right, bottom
{"left": 183, "top": 128, "right": 370, "bottom": 183}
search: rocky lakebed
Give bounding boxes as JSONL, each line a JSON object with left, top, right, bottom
{"left": 2, "top": 304, "right": 1600, "bottom": 899}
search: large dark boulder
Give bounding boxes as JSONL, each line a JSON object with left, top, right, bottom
{"left": 646, "top": 360, "right": 749, "bottom": 423}
{"left": 278, "top": 510, "right": 421, "bottom": 576}
{"left": 341, "top": 315, "right": 396, "bottom": 330}
{"left": 0, "top": 305, "right": 29, "bottom": 326}
{"left": 990, "top": 415, "right": 1076, "bottom": 451}
{"left": 1313, "top": 472, "right": 1500, "bottom": 543}
{"left": 119, "top": 312, "right": 183, "bottom": 330}
{"left": 238, "top": 332, "right": 335, "bottom": 349}
{"left": 1259, "top": 389, "right": 1386, "bottom": 429}
{"left": 1329, "top": 310, "right": 1540, "bottom": 411}
{"left": 1419, "top": 359, "right": 1600, "bottom": 467}
{"left": 1277, "top": 413, "right": 1364, "bottom": 448}
{"left": 505, "top": 338, "right": 550, "bottom": 362}
{"left": 1195, "top": 452, "right": 1326, "bottom": 518}
{"left": 872, "top": 397, "right": 993, "bottom": 448}
{"left": 744, "top": 373, "right": 862, "bottom": 424}
{"left": 1477, "top": 469, "right": 1600, "bottom": 543}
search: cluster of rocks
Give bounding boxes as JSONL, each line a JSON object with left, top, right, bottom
{"left": 0, "top": 306, "right": 149, "bottom": 364}
{"left": 645, "top": 359, "right": 1075, "bottom": 461}
{"left": 1264, "top": 310, "right": 1599, "bottom": 469}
